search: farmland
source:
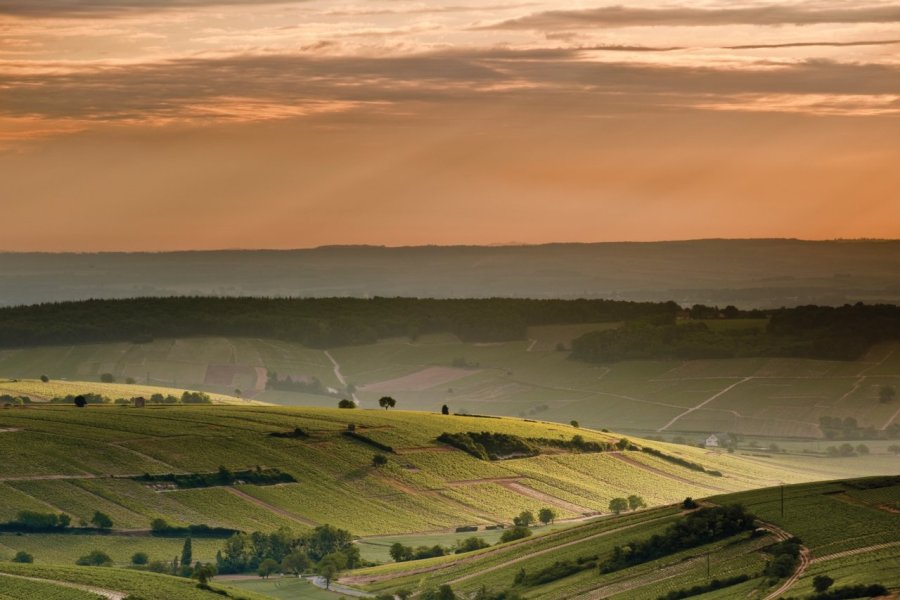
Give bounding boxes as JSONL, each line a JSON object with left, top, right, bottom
{"left": 0, "top": 404, "right": 888, "bottom": 565}
{"left": 2, "top": 333, "right": 900, "bottom": 439}
{"left": 346, "top": 476, "right": 900, "bottom": 599}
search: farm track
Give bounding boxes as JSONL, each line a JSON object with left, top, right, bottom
{"left": 324, "top": 350, "right": 357, "bottom": 403}
{"left": 658, "top": 377, "right": 752, "bottom": 432}
{"left": 497, "top": 480, "right": 595, "bottom": 514}
{"left": 810, "top": 541, "right": 900, "bottom": 564}
{"left": 608, "top": 452, "right": 727, "bottom": 492}
{"left": 0, "top": 572, "right": 126, "bottom": 600}
{"left": 445, "top": 477, "right": 523, "bottom": 486}
{"left": 756, "top": 520, "right": 809, "bottom": 600}
{"left": 224, "top": 487, "right": 319, "bottom": 527}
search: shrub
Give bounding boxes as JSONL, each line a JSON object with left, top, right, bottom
{"left": 76, "top": 550, "right": 113, "bottom": 566}
{"left": 12, "top": 550, "right": 33, "bottom": 563}
{"left": 499, "top": 526, "right": 532, "bottom": 543}
{"left": 132, "top": 552, "right": 149, "bottom": 565}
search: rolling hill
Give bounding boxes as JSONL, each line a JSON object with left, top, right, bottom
{"left": 3, "top": 332, "right": 899, "bottom": 440}
{"left": 0, "top": 405, "right": 892, "bottom": 554}
{"left": 4, "top": 240, "right": 900, "bottom": 308}
{"left": 343, "top": 476, "right": 900, "bottom": 600}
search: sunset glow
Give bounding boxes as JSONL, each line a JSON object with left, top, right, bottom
{"left": 2, "top": 0, "right": 899, "bottom": 250}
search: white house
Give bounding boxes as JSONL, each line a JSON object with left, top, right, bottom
{"left": 705, "top": 434, "right": 720, "bottom": 448}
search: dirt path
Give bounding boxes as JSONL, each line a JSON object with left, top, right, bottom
{"left": 498, "top": 480, "right": 595, "bottom": 514}
{"left": 608, "top": 452, "right": 727, "bottom": 492}
{"left": 0, "top": 572, "right": 126, "bottom": 600}
{"left": 395, "top": 446, "right": 456, "bottom": 454}
{"left": 811, "top": 541, "right": 900, "bottom": 565}
{"left": 324, "top": 350, "right": 358, "bottom": 403}
{"left": 658, "top": 377, "right": 752, "bottom": 432}
{"left": 755, "top": 520, "right": 809, "bottom": 600}
{"left": 881, "top": 403, "right": 900, "bottom": 430}
{"left": 445, "top": 476, "right": 523, "bottom": 486}
{"left": 225, "top": 487, "right": 319, "bottom": 527}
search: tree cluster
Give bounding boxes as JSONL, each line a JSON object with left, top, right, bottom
{"left": 600, "top": 505, "right": 756, "bottom": 573}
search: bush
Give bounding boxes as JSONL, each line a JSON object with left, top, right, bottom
{"left": 12, "top": 550, "right": 33, "bottom": 563}
{"left": 76, "top": 550, "right": 113, "bottom": 566}
{"left": 456, "top": 537, "right": 490, "bottom": 554}
{"left": 131, "top": 552, "right": 149, "bottom": 565}
{"left": 437, "top": 432, "right": 538, "bottom": 461}
{"left": 499, "top": 526, "right": 532, "bottom": 543}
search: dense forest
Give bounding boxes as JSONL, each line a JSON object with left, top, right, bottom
{"left": 0, "top": 297, "right": 897, "bottom": 362}
{"left": 0, "top": 296, "right": 676, "bottom": 348}
{"left": 571, "top": 303, "right": 900, "bottom": 361}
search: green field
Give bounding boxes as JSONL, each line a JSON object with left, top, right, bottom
{"left": 0, "top": 404, "right": 887, "bottom": 561}
{"left": 3, "top": 333, "right": 899, "bottom": 438}
{"left": 347, "top": 476, "right": 900, "bottom": 599}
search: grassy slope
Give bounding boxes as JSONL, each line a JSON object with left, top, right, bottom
{"left": 0, "top": 405, "right": 885, "bottom": 559}
{"left": 349, "top": 476, "right": 900, "bottom": 600}
{"left": 0, "top": 378, "right": 264, "bottom": 406}
{"left": 0, "top": 563, "right": 271, "bottom": 600}
{"left": 2, "top": 330, "right": 899, "bottom": 437}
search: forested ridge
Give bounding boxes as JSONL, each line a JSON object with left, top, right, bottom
{"left": 0, "top": 297, "right": 897, "bottom": 362}
{"left": 571, "top": 303, "right": 900, "bottom": 361}
{"left": 0, "top": 296, "right": 675, "bottom": 348}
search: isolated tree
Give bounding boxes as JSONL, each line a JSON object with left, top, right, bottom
{"left": 234, "top": 388, "right": 242, "bottom": 398}
{"left": 372, "top": 453, "right": 388, "bottom": 467}
{"left": 338, "top": 399, "right": 355, "bottom": 409}
{"left": 441, "top": 404, "right": 450, "bottom": 415}
{"left": 682, "top": 497, "right": 698, "bottom": 509}
{"left": 616, "top": 437, "right": 631, "bottom": 451}
{"left": 538, "top": 508, "right": 556, "bottom": 525}
{"left": 131, "top": 552, "right": 149, "bottom": 566}
{"left": 627, "top": 495, "right": 646, "bottom": 511}
{"left": 513, "top": 511, "right": 534, "bottom": 527}
{"left": 74, "top": 395, "right": 87, "bottom": 408}
{"left": 12, "top": 551, "right": 33, "bottom": 563}
{"left": 257, "top": 558, "right": 280, "bottom": 578}
{"left": 100, "top": 373, "right": 115, "bottom": 383}
{"left": 125, "top": 377, "right": 136, "bottom": 384}
{"left": 181, "top": 537, "right": 193, "bottom": 567}
{"left": 880, "top": 385, "right": 896, "bottom": 403}
{"left": 192, "top": 563, "right": 217, "bottom": 585}
{"left": 378, "top": 396, "right": 397, "bottom": 410}
{"left": 91, "top": 511, "right": 113, "bottom": 529}
{"left": 40, "top": 375, "right": 49, "bottom": 383}
{"left": 813, "top": 575, "right": 835, "bottom": 593}
{"left": 317, "top": 552, "right": 347, "bottom": 589}
{"left": 856, "top": 444, "right": 870, "bottom": 455}
{"left": 609, "top": 498, "right": 628, "bottom": 514}
{"left": 570, "top": 420, "right": 579, "bottom": 428}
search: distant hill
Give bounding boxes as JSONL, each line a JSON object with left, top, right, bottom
{"left": 2, "top": 239, "right": 900, "bottom": 307}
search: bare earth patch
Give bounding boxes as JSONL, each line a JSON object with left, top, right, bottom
{"left": 361, "top": 367, "right": 479, "bottom": 392}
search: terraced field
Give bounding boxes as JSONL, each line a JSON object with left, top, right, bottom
{"left": 0, "top": 404, "right": 888, "bottom": 567}
{"left": 3, "top": 333, "right": 899, "bottom": 438}
{"left": 346, "top": 476, "right": 900, "bottom": 600}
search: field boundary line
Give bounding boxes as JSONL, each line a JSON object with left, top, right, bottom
{"left": 608, "top": 452, "right": 727, "bottom": 492}
{"left": 0, "top": 572, "right": 126, "bottom": 600}
{"left": 224, "top": 487, "right": 320, "bottom": 527}
{"left": 443, "top": 512, "right": 677, "bottom": 587}
{"left": 810, "top": 541, "right": 900, "bottom": 565}
{"left": 657, "top": 377, "right": 752, "bottom": 432}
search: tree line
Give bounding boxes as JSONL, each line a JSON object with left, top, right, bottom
{"left": 572, "top": 303, "right": 900, "bottom": 362}
{"left": 0, "top": 296, "right": 676, "bottom": 348}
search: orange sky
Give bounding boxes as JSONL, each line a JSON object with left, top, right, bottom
{"left": 1, "top": 1, "right": 899, "bottom": 251}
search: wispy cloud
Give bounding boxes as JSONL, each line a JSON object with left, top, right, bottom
{"left": 485, "top": 5, "right": 900, "bottom": 30}
{"left": 724, "top": 39, "right": 900, "bottom": 50}
{"left": 0, "top": 0, "right": 303, "bottom": 18}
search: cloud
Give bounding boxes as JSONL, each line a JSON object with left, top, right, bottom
{"left": 2, "top": 49, "right": 898, "bottom": 130}
{"left": 485, "top": 5, "right": 900, "bottom": 30}
{"left": 0, "top": 0, "right": 303, "bottom": 18}
{"left": 724, "top": 39, "right": 900, "bottom": 50}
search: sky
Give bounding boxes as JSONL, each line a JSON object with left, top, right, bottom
{"left": 1, "top": 0, "right": 899, "bottom": 251}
